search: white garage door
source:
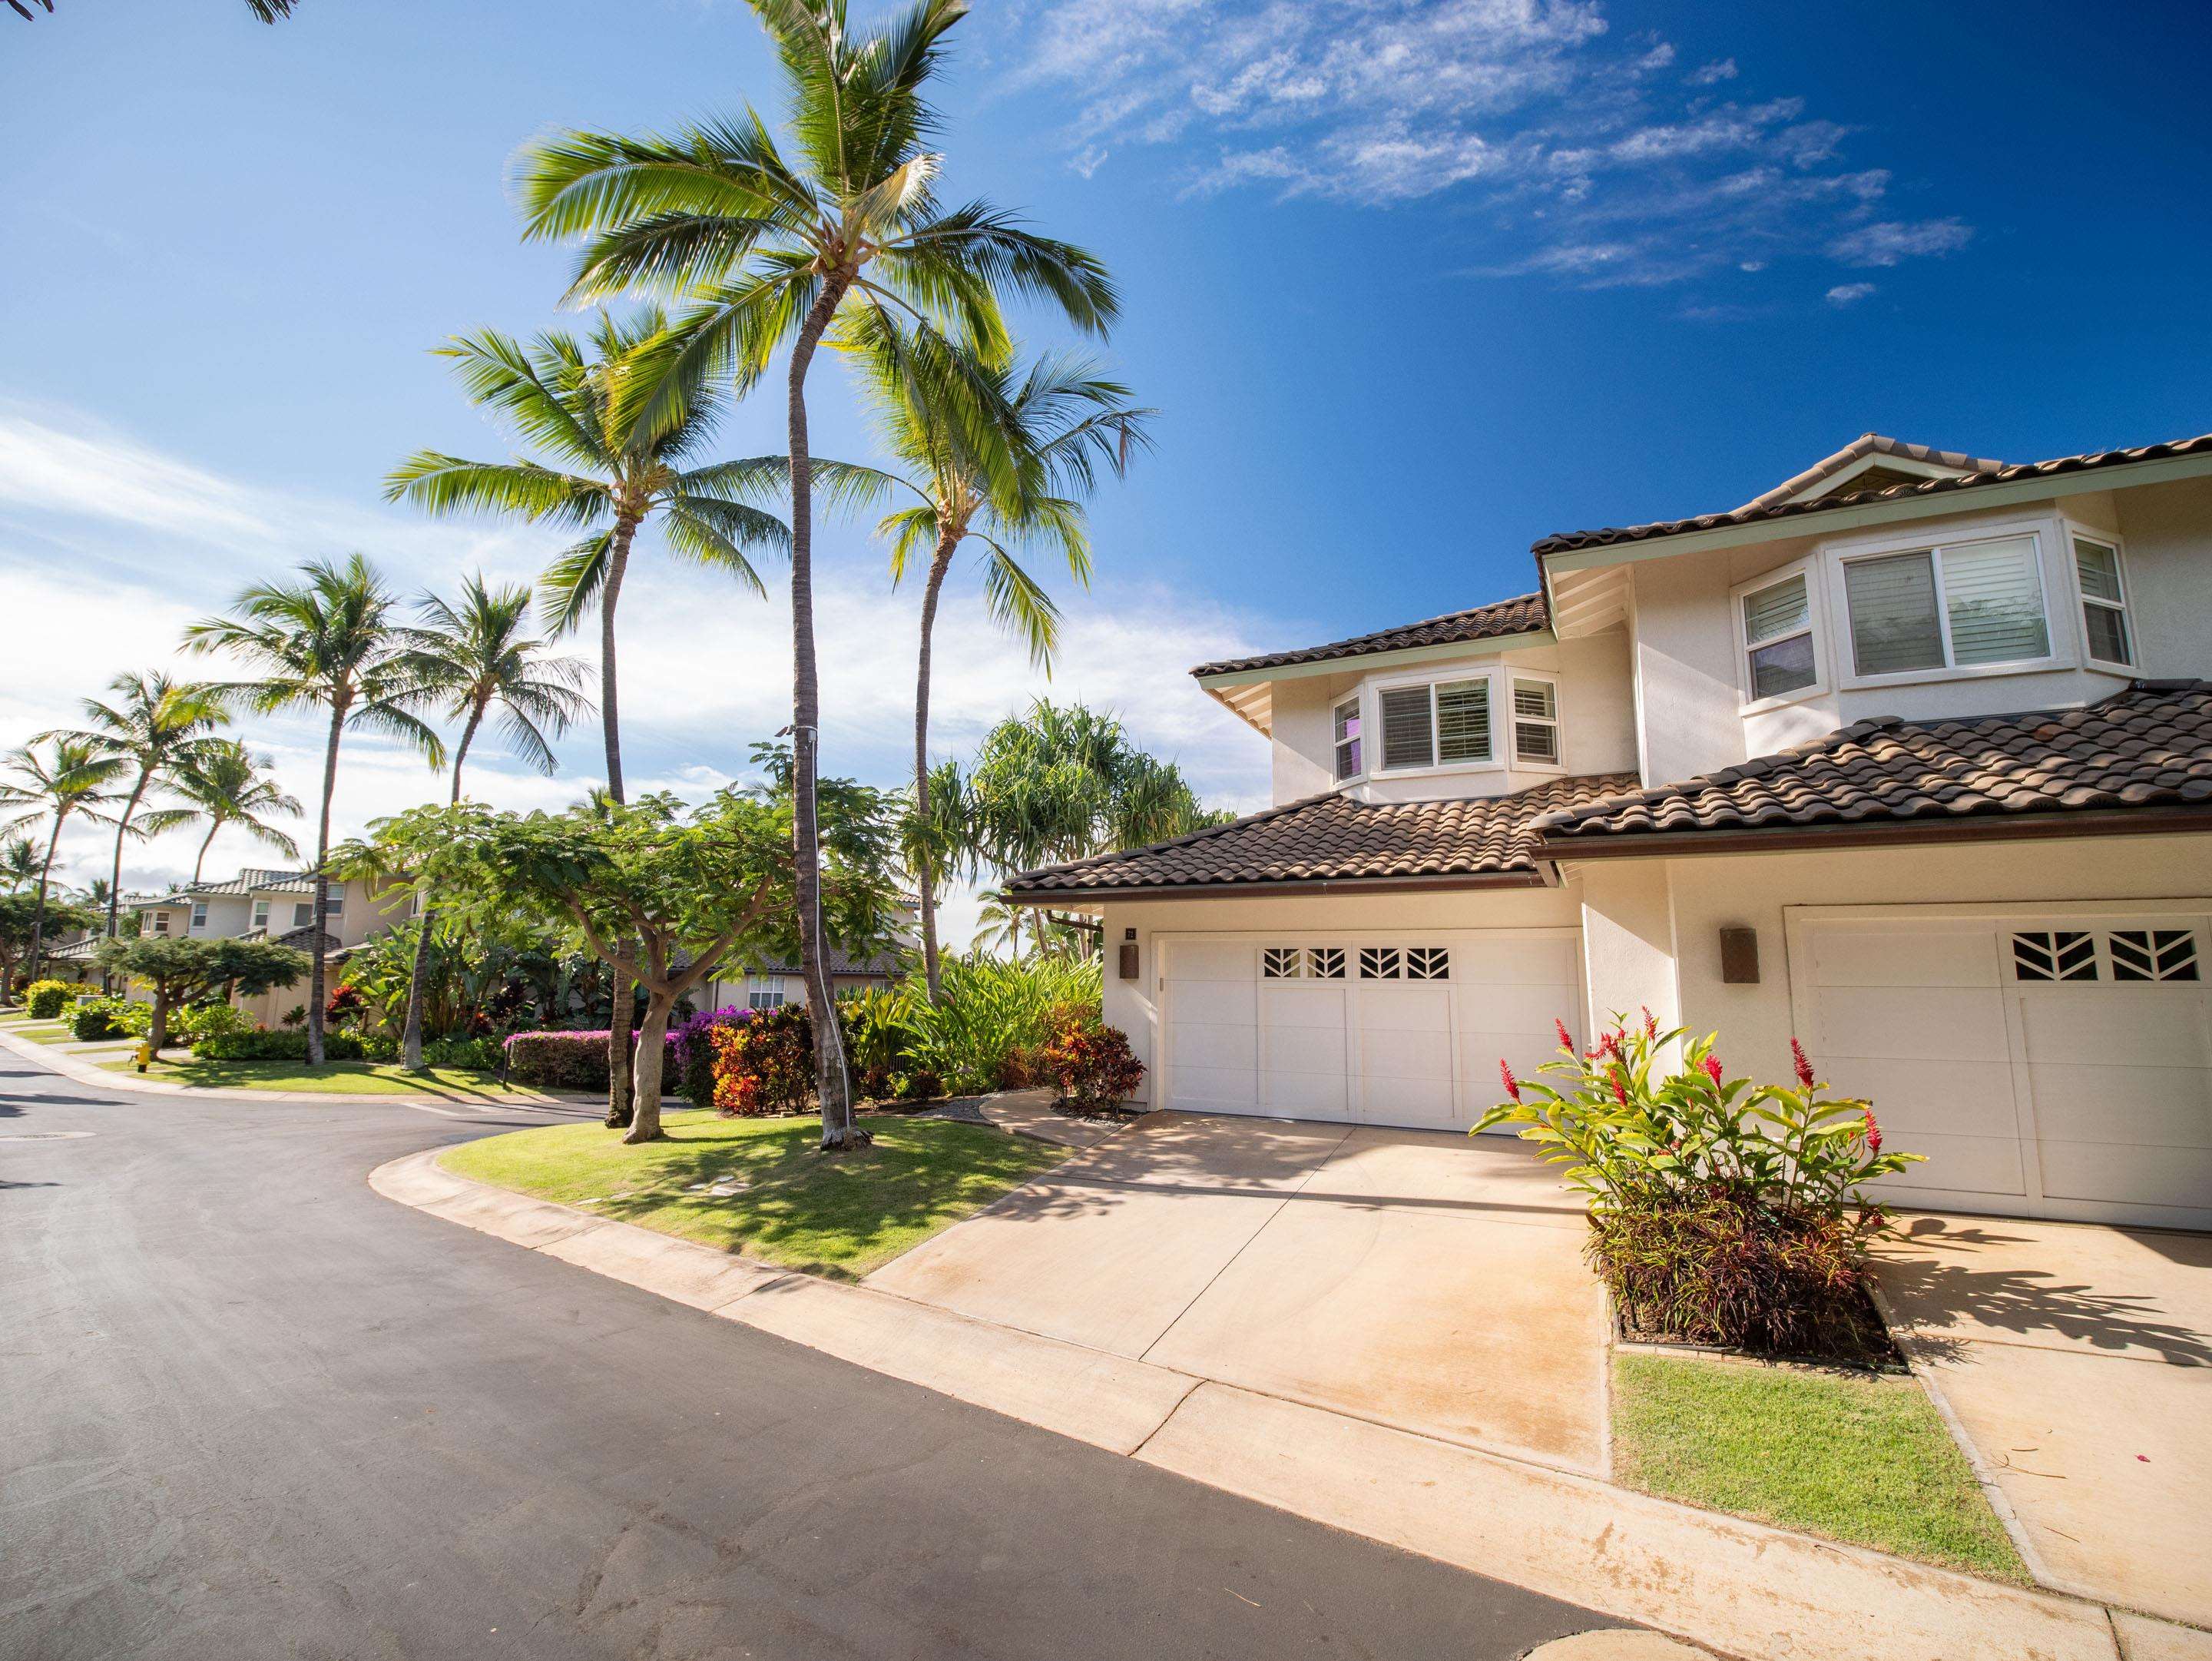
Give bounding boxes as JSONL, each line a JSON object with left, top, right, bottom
{"left": 1157, "top": 931, "right": 1581, "bottom": 1132}
{"left": 1793, "top": 909, "right": 2212, "bottom": 1228}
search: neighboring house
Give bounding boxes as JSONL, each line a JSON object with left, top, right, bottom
{"left": 128, "top": 868, "right": 411, "bottom": 1026}
{"left": 1005, "top": 430, "right": 2212, "bottom": 1232}
{"left": 689, "top": 897, "right": 919, "bottom": 1014}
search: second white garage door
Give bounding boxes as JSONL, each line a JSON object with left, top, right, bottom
{"left": 1791, "top": 907, "right": 2212, "bottom": 1229}
{"left": 1157, "top": 931, "right": 1582, "bottom": 1132}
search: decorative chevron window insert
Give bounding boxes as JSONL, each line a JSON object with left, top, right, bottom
{"left": 1310, "top": 947, "right": 1346, "bottom": 980}
{"left": 1406, "top": 947, "right": 1451, "bottom": 980}
{"left": 2011, "top": 930, "right": 2098, "bottom": 982}
{"left": 2108, "top": 929, "right": 2200, "bottom": 983}
{"left": 1262, "top": 947, "right": 1304, "bottom": 980}
{"left": 1359, "top": 947, "right": 1404, "bottom": 980}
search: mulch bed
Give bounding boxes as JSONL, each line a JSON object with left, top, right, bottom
{"left": 1614, "top": 1285, "right": 1906, "bottom": 1371}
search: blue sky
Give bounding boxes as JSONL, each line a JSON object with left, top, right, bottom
{"left": 4, "top": 0, "right": 2209, "bottom": 923}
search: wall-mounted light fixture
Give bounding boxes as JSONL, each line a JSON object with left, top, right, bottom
{"left": 1118, "top": 927, "right": 1139, "bottom": 980}
{"left": 1719, "top": 926, "right": 1760, "bottom": 984}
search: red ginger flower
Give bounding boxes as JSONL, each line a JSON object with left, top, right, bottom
{"left": 1499, "top": 1059, "right": 1521, "bottom": 1102}
{"left": 1701, "top": 1054, "right": 1724, "bottom": 1086}
{"left": 1610, "top": 1069, "right": 1629, "bottom": 1106}
{"left": 1642, "top": 1006, "right": 1658, "bottom": 1042}
{"left": 1863, "top": 1108, "right": 1883, "bottom": 1155}
{"left": 1790, "top": 1037, "right": 1816, "bottom": 1091}
{"left": 1555, "top": 1017, "right": 1574, "bottom": 1053}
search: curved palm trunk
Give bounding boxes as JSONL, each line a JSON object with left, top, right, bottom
{"left": 913, "top": 535, "right": 959, "bottom": 1002}
{"left": 402, "top": 705, "right": 482, "bottom": 1070}
{"left": 788, "top": 276, "right": 863, "bottom": 1151}
{"left": 601, "top": 511, "right": 641, "bottom": 1128}
{"left": 306, "top": 702, "right": 346, "bottom": 1068}
{"left": 26, "top": 814, "right": 63, "bottom": 983}
{"left": 102, "top": 768, "right": 152, "bottom": 993}
{"left": 190, "top": 820, "right": 221, "bottom": 889}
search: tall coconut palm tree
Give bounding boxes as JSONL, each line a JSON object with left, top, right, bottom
{"left": 385, "top": 313, "right": 785, "bottom": 1122}
{"left": 41, "top": 671, "right": 227, "bottom": 972}
{"left": 516, "top": 0, "right": 1120, "bottom": 1149}
{"left": 150, "top": 740, "right": 304, "bottom": 887}
{"left": 184, "top": 555, "right": 445, "bottom": 1065}
{"left": 395, "top": 575, "right": 591, "bottom": 1069}
{"left": 0, "top": 738, "right": 127, "bottom": 981}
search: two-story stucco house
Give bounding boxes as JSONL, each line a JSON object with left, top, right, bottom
{"left": 131, "top": 867, "right": 411, "bottom": 1023}
{"left": 1004, "top": 430, "right": 2212, "bottom": 1231}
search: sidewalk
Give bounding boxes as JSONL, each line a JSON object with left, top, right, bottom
{"left": 376, "top": 1145, "right": 2212, "bottom": 1661}
{"left": 0, "top": 1023, "right": 595, "bottom": 1113}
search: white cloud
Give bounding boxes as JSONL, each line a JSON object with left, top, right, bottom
{"left": 1825, "top": 280, "right": 1877, "bottom": 306}
{"left": 999, "top": 1, "right": 1968, "bottom": 290}
{"left": 1829, "top": 217, "right": 1973, "bottom": 267}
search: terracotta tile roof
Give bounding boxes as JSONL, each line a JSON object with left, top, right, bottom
{"left": 1733, "top": 433, "right": 2010, "bottom": 515}
{"left": 1190, "top": 592, "right": 1548, "bottom": 680}
{"left": 1003, "top": 774, "right": 1641, "bottom": 896}
{"left": 1532, "top": 431, "right": 2212, "bottom": 556}
{"left": 1532, "top": 681, "right": 2212, "bottom": 848}
{"left": 144, "top": 867, "right": 314, "bottom": 903}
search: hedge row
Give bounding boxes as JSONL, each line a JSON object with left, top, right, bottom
{"left": 195, "top": 1029, "right": 367, "bottom": 1062}
{"left": 502, "top": 1029, "right": 681, "bottom": 1092}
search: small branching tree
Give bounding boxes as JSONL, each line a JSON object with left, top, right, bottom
{"left": 93, "top": 936, "right": 309, "bottom": 1052}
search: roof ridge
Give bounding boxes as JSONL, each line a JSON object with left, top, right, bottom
{"left": 1190, "top": 592, "right": 1548, "bottom": 682}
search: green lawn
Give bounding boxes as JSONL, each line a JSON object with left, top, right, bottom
{"left": 1612, "top": 1353, "right": 2026, "bottom": 1580}
{"left": 441, "top": 1109, "right": 1068, "bottom": 1280}
{"left": 100, "top": 1054, "right": 543, "bottom": 1100}
{"left": 9, "top": 1023, "right": 94, "bottom": 1046}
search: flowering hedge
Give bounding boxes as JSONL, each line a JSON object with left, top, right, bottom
{"left": 1480, "top": 1013, "right": 1922, "bottom": 1356}
{"left": 502, "top": 1029, "right": 681, "bottom": 1092}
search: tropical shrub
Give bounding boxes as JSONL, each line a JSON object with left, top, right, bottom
{"left": 324, "top": 982, "right": 369, "bottom": 1029}
{"left": 672, "top": 1006, "right": 753, "bottom": 1108}
{"left": 195, "top": 1028, "right": 367, "bottom": 1061}
{"left": 171, "top": 1002, "right": 252, "bottom": 1046}
{"left": 1038, "top": 1018, "right": 1144, "bottom": 1110}
{"left": 707, "top": 1004, "right": 816, "bottom": 1116}
{"left": 422, "top": 1035, "right": 503, "bottom": 1070}
{"left": 71, "top": 996, "right": 151, "bottom": 1042}
{"left": 1479, "top": 1016, "right": 1923, "bottom": 1356}
{"left": 902, "top": 954, "right": 1102, "bottom": 1095}
{"left": 502, "top": 1029, "right": 680, "bottom": 1091}
{"left": 839, "top": 984, "right": 916, "bottom": 1099}
{"left": 25, "top": 980, "right": 81, "bottom": 1019}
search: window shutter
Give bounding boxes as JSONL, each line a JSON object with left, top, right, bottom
{"left": 1433, "top": 680, "right": 1491, "bottom": 762}
{"left": 1378, "top": 687, "right": 1434, "bottom": 770}
{"left": 1845, "top": 552, "right": 1945, "bottom": 675}
{"left": 1741, "top": 575, "right": 1808, "bottom": 645}
{"left": 1942, "top": 535, "right": 2048, "bottom": 665}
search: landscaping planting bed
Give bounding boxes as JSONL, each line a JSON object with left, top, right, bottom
{"left": 1611, "top": 1351, "right": 2026, "bottom": 1580}
{"left": 439, "top": 1108, "right": 1070, "bottom": 1280}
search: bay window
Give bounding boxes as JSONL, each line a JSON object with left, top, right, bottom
{"left": 1738, "top": 571, "right": 1819, "bottom": 700}
{"left": 2072, "top": 535, "right": 2134, "bottom": 667}
{"left": 1841, "top": 532, "right": 2050, "bottom": 678}
{"left": 1367, "top": 670, "right": 1552, "bottom": 774}
{"left": 1332, "top": 697, "right": 1362, "bottom": 781}
{"left": 1510, "top": 678, "right": 1559, "bottom": 764}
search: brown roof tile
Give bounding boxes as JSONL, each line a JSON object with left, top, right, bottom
{"left": 1533, "top": 431, "right": 2212, "bottom": 556}
{"left": 1190, "top": 592, "right": 1548, "bottom": 681}
{"left": 1532, "top": 681, "right": 2212, "bottom": 848}
{"left": 1003, "top": 773, "right": 1641, "bottom": 896}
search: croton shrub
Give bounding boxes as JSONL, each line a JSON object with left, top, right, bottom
{"left": 1480, "top": 1015, "right": 1922, "bottom": 1357}
{"left": 1038, "top": 1017, "right": 1146, "bottom": 1111}
{"left": 707, "top": 1004, "right": 817, "bottom": 1117}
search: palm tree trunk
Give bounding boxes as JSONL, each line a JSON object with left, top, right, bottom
{"left": 190, "top": 821, "right": 220, "bottom": 889}
{"left": 403, "top": 705, "right": 481, "bottom": 1070}
{"left": 102, "top": 768, "right": 151, "bottom": 993}
{"left": 913, "top": 536, "right": 959, "bottom": 1003}
{"left": 307, "top": 704, "right": 344, "bottom": 1068}
{"left": 601, "top": 510, "right": 641, "bottom": 1128}
{"left": 27, "top": 816, "right": 61, "bottom": 982}
{"left": 787, "top": 275, "right": 863, "bottom": 1152}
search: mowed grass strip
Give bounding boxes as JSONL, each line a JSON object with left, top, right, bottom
{"left": 1612, "top": 1353, "right": 2028, "bottom": 1580}
{"left": 441, "top": 1109, "right": 1068, "bottom": 1280}
{"left": 99, "top": 1055, "right": 536, "bottom": 1099}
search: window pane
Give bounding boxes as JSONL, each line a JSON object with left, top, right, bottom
{"left": 1332, "top": 699, "right": 1362, "bottom": 780}
{"left": 1742, "top": 574, "right": 1809, "bottom": 645}
{"left": 2084, "top": 601, "right": 2132, "bottom": 665}
{"left": 1434, "top": 680, "right": 1491, "bottom": 762}
{"left": 1845, "top": 551, "right": 1944, "bottom": 675}
{"left": 1515, "top": 719, "right": 1560, "bottom": 764}
{"left": 1942, "top": 535, "right": 2048, "bottom": 665}
{"left": 1378, "top": 686, "right": 1433, "bottom": 770}
{"left": 1749, "top": 633, "right": 1818, "bottom": 698}
{"left": 1512, "top": 679, "right": 1556, "bottom": 721}
{"left": 2073, "top": 538, "right": 2122, "bottom": 602}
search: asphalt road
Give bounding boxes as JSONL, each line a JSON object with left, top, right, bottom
{"left": 2, "top": 1046, "right": 1618, "bottom": 1661}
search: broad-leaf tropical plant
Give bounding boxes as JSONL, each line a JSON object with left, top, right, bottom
{"left": 153, "top": 739, "right": 304, "bottom": 887}
{"left": 0, "top": 738, "right": 127, "bottom": 983}
{"left": 392, "top": 574, "right": 590, "bottom": 1069}
{"left": 514, "top": 0, "right": 1120, "bottom": 1148}
{"left": 184, "top": 554, "right": 445, "bottom": 1066}
{"left": 385, "top": 311, "right": 786, "bottom": 1121}
{"left": 41, "top": 670, "right": 227, "bottom": 966}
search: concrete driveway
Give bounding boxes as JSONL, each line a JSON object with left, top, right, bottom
{"left": 863, "top": 1112, "right": 1609, "bottom": 1475}
{"left": 1874, "top": 1215, "right": 2212, "bottom": 1627}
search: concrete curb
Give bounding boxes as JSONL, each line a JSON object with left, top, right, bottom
{"left": 372, "top": 1144, "right": 2212, "bottom": 1661}
{"left": 0, "top": 1023, "right": 595, "bottom": 1112}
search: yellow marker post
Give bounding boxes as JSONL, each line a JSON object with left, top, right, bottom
{"left": 136, "top": 1041, "right": 151, "bottom": 1074}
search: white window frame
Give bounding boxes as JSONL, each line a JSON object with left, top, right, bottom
{"left": 190, "top": 901, "right": 208, "bottom": 933}
{"left": 1365, "top": 668, "right": 1508, "bottom": 780}
{"left": 2061, "top": 519, "right": 2136, "bottom": 673}
{"left": 323, "top": 893, "right": 345, "bottom": 918}
{"left": 747, "top": 973, "right": 789, "bottom": 1011}
{"left": 1823, "top": 515, "right": 2066, "bottom": 691}
{"left": 1729, "top": 556, "right": 1828, "bottom": 712}
{"left": 1330, "top": 695, "right": 1364, "bottom": 784}
{"left": 251, "top": 898, "right": 270, "bottom": 930}
{"left": 153, "top": 912, "right": 171, "bottom": 935}
{"left": 1507, "top": 672, "right": 1565, "bottom": 772}
{"left": 292, "top": 901, "right": 315, "bottom": 930}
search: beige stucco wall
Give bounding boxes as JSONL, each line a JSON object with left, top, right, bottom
{"left": 2112, "top": 473, "right": 2212, "bottom": 680}
{"left": 1099, "top": 884, "right": 1587, "bottom": 1108}
{"left": 1630, "top": 831, "right": 2212, "bottom": 1087}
